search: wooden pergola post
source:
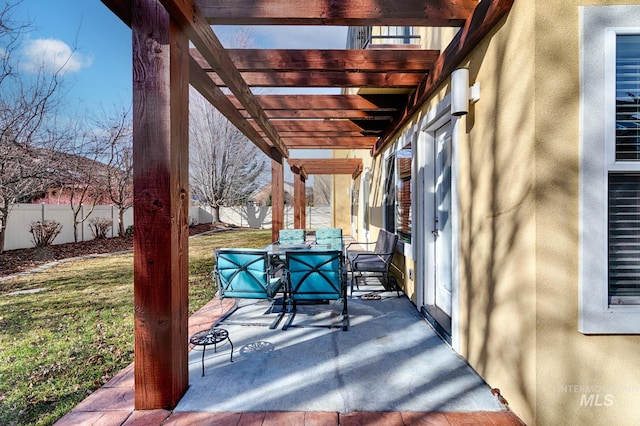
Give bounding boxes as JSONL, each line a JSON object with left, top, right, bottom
{"left": 271, "top": 151, "right": 284, "bottom": 242}
{"left": 132, "top": 0, "right": 189, "bottom": 409}
{"left": 292, "top": 165, "right": 307, "bottom": 229}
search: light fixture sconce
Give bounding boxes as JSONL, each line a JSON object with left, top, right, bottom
{"left": 451, "top": 68, "right": 480, "bottom": 116}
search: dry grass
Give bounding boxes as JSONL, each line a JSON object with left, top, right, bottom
{"left": 0, "top": 229, "right": 271, "bottom": 426}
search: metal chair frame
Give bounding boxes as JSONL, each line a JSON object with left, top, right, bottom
{"left": 213, "top": 249, "right": 286, "bottom": 329}
{"left": 283, "top": 250, "right": 348, "bottom": 331}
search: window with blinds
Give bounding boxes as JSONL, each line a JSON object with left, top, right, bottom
{"left": 608, "top": 174, "right": 640, "bottom": 304}
{"left": 383, "top": 155, "right": 396, "bottom": 234}
{"left": 396, "top": 145, "right": 412, "bottom": 244}
{"left": 609, "top": 34, "right": 640, "bottom": 304}
{"left": 615, "top": 35, "right": 640, "bottom": 161}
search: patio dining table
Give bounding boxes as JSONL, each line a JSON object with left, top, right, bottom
{"left": 263, "top": 243, "right": 331, "bottom": 256}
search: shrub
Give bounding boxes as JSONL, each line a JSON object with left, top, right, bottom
{"left": 88, "top": 217, "right": 113, "bottom": 239}
{"left": 188, "top": 216, "right": 199, "bottom": 227}
{"left": 125, "top": 225, "right": 134, "bottom": 236}
{"left": 29, "top": 220, "right": 62, "bottom": 248}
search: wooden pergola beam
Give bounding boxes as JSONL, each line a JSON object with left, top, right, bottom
{"left": 240, "top": 109, "right": 395, "bottom": 120}
{"left": 131, "top": 0, "right": 189, "bottom": 409}
{"left": 157, "top": 0, "right": 288, "bottom": 158}
{"left": 292, "top": 166, "right": 307, "bottom": 229}
{"left": 100, "top": 0, "right": 288, "bottom": 159}
{"left": 373, "top": 0, "right": 515, "bottom": 155}
{"left": 197, "top": 0, "right": 476, "bottom": 26}
{"left": 189, "top": 57, "right": 273, "bottom": 156}
{"left": 287, "top": 158, "right": 364, "bottom": 175}
{"left": 191, "top": 48, "right": 439, "bottom": 72}
{"left": 208, "top": 71, "right": 424, "bottom": 88}
{"left": 281, "top": 137, "right": 378, "bottom": 149}
{"left": 272, "top": 131, "right": 379, "bottom": 138}
{"left": 255, "top": 119, "right": 368, "bottom": 133}
{"left": 271, "top": 152, "right": 285, "bottom": 242}
{"left": 227, "top": 94, "right": 405, "bottom": 111}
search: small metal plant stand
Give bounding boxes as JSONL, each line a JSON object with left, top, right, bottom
{"left": 189, "top": 328, "right": 233, "bottom": 376}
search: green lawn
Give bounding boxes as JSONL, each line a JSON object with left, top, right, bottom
{"left": 0, "top": 229, "right": 271, "bottom": 426}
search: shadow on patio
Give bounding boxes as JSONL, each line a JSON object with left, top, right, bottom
{"left": 55, "top": 282, "right": 525, "bottom": 425}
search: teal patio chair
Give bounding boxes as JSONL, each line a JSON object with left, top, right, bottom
{"left": 278, "top": 229, "right": 306, "bottom": 245}
{"left": 213, "top": 249, "right": 285, "bottom": 329}
{"left": 314, "top": 227, "right": 343, "bottom": 251}
{"left": 283, "top": 250, "right": 348, "bottom": 331}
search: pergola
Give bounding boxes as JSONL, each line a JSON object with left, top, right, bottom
{"left": 100, "top": 0, "right": 513, "bottom": 410}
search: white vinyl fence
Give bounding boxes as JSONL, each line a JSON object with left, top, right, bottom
{"left": 4, "top": 204, "right": 331, "bottom": 251}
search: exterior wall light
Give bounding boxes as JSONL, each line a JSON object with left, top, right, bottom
{"left": 451, "top": 68, "right": 481, "bottom": 116}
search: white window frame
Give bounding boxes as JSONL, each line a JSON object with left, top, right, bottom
{"left": 382, "top": 132, "right": 415, "bottom": 259}
{"left": 580, "top": 5, "right": 640, "bottom": 334}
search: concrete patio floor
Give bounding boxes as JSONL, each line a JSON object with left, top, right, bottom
{"left": 55, "top": 282, "right": 525, "bottom": 425}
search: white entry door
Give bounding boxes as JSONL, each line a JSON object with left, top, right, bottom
{"left": 433, "top": 124, "right": 453, "bottom": 317}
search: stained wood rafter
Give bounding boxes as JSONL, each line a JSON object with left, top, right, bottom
{"left": 191, "top": 48, "right": 439, "bottom": 72}
{"left": 281, "top": 137, "right": 379, "bottom": 150}
{"left": 206, "top": 71, "right": 425, "bottom": 88}
{"left": 189, "top": 57, "right": 273, "bottom": 156}
{"left": 227, "top": 94, "right": 407, "bottom": 112}
{"left": 157, "top": 0, "right": 289, "bottom": 158}
{"left": 287, "top": 158, "right": 363, "bottom": 177}
{"left": 197, "top": 0, "right": 477, "bottom": 26}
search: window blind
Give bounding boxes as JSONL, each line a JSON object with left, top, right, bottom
{"left": 608, "top": 173, "right": 640, "bottom": 304}
{"left": 609, "top": 35, "right": 640, "bottom": 305}
{"left": 615, "top": 35, "right": 640, "bottom": 161}
{"left": 384, "top": 155, "right": 396, "bottom": 233}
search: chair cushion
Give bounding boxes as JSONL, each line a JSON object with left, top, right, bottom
{"left": 286, "top": 250, "right": 343, "bottom": 301}
{"left": 279, "top": 229, "right": 305, "bottom": 245}
{"left": 315, "top": 228, "right": 343, "bottom": 251}
{"left": 373, "top": 230, "right": 398, "bottom": 263}
{"left": 215, "top": 249, "right": 280, "bottom": 299}
{"left": 350, "top": 254, "right": 388, "bottom": 272}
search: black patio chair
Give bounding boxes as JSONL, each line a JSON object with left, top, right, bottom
{"left": 346, "top": 229, "right": 400, "bottom": 297}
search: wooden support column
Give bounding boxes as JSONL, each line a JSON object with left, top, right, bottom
{"left": 292, "top": 165, "right": 307, "bottom": 230}
{"left": 132, "top": 0, "right": 189, "bottom": 410}
{"left": 271, "top": 150, "right": 284, "bottom": 242}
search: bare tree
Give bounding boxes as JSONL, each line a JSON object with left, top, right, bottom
{"left": 63, "top": 121, "right": 111, "bottom": 242}
{"left": 189, "top": 86, "right": 269, "bottom": 223}
{"left": 99, "top": 106, "right": 133, "bottom": 237}
{"left": 0, "top": 1, "right": 67, "bottom": 252}
{"left": 313, "top": 175, "right": 332, "bottom": 206}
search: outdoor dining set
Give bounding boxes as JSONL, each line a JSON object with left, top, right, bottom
{"left": 188, "top": 227, "right": 399, "bottom": 375}
{"left": 212, "top": 227, "right": 399, "bottom": 331}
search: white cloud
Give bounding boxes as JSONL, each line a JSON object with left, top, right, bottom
{"left": 21, "top": 38, "right": 93, "bottom": 75}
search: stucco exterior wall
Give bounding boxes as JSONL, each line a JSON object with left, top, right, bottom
{"left": 534, "top": 1, "right": 640, "bottom": 426}
{"left": 333, "top": 174, "right": 352, "bottom": 232}
{"left": 337, "top": 2, "right": 640, "bottom": 425}
{"left": 452, "top": 1, "right": 537, "bottom": 423}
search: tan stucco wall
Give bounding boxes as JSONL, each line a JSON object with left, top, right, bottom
{"left": 454, "top": 1, "right": 537, "bottom": 423}
{"left": 337, "top": 2, "right": 640, "bottom": 425}
{"left": 534, "top": 1, "right": 640, "bottom": 426}
{"left": 331, "top": 150, "right": 372, "bottom": 237}
{"left": 333, "top": 174, "right": 352, "bottom": 232}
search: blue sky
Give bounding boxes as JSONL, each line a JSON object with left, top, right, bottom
{"left": 12, "top": 1, "right": 348, "bottom": 115}
{"left": 13, "top": 0, "right": 132, "bottom": 114}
